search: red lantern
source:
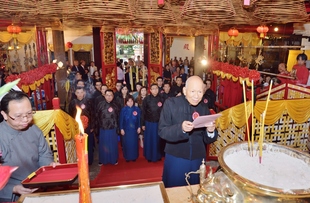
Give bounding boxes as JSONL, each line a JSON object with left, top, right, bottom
{"left": 66, "top": 42, "right": 73, "bottom": 48}
{"left": 257, "top": 25, "right": 269, "bottom": 38}
{"left": 227, "top": 28, "right": 239, "bottom": 40}
{"left": 158, "top": 0, "right": 165, "bottom": 8}
{"left": 244, "top": 0, "right": 250, "bottom": 6}
{"left": 7, "top": 24, "right": 21, "bottom": 34}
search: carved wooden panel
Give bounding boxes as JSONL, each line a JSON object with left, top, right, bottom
{"left": 105, "top": 67, "right": 116, "bottom": 90}
{"left": 103, "top": 32, "right": 115, "bottom": 65}
{"left": 149, "top": 65, "right": 161, "bottom": 84}
{"left": 150, "top": 32, "right": 160, "bottom": 64}
{"left": 166, "top": 37, "right": 173, "bottom": 64}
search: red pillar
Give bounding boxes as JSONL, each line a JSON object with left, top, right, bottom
{"left": 283, "top": 83, "right": 289, "bottom": 99}
{"left": 147, "top": 32, "right": 163, "bottom": 86}
{"left": 55, "top": 126, "right": 67, "bottom": 163}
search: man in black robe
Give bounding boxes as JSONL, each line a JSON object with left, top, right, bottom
{"left": 68, "top": 87, "right": 94, "bottom": 165}
{"left": 203, "top": 79, "right": 216, "bottom": 110}
{"left": 158, "top": 76, "right": 218, "bottom": 187}
{"left": 141, "top": 84, "right": 164, "bottom": 162}
{"left": 161, "top": 82, "right": 174, "bottom": 103}
{"left": 156, "top": 76, "right": 164, "bottom": 94}
{"left": 171, "top": 76, "right": 184, "bottom": 96}
{"left": 92, "top": 81, "right": 102, "bottom": 101}
{"left": 95, "top": 90, "right": 120, "bottom": 165}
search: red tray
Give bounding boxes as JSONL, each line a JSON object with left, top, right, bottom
{"left": 21, "top": 163, "right": 78, "bottom": 188}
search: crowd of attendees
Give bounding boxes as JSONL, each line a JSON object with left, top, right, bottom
{"left": 66, "top": 57, "right": 216, "bottom": 166}
{"left": 7, "top": 52, "right": 307, "bottom": 167}
{"left": 1, "top": 53, "right": 309, "bottom": 201}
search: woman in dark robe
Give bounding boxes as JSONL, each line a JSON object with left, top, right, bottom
{"left": 119, "top": 95, "right": 141, "bottom": 161}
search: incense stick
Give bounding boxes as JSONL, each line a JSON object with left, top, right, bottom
{"left": 242, "top": 81, "right": 251, "bottom": 155}
{"left": 251, "top": 80, "right": 254, "bottom": 156}
{"left": 259, "top": 80, "right": 273, "bottom": 163}
{"left": 259, "top": 113, "right": 264, "bottom": 163}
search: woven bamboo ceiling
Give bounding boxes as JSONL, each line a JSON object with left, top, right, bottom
{"left": 0, "top": 0, "right": 309, "bottom": 35}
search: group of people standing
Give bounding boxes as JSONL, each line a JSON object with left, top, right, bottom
{"left": 69, "top": 59, "right": 101, "bottom": 86}
{"left": 163, "top": 58, "right": 194, "bottom": 85}
{"left": 67, "top": 77, "right": 165, "bottom": 165}
{"left": 4, "top": 53, "right": 310, "bottom": 201}
{"left": 0, "top": 55, "right": 218, "bottom": 202}
{"left": 67, "top": 57, "right": 218, "bottom": 188}
{"left": 116, "top": 56, "right": 148, "bottom": 92}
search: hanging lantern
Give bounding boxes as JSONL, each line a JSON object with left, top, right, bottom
{"left": 244, "top": 0, "right": 250, "bottom": 6}
{"left": 66, "top": 42, "right": 73, "bottom": 48}
{"left": 227, "top": 28, "right": 239, "bottom": 40}
{"left": 257, "top": 25, "right": 269, "bottom": 38}
{"left": 158, "top": 0, "right": 165, "bottom": 8}
{"left": 7, "top": 24, "right": 21, "bottom": 34}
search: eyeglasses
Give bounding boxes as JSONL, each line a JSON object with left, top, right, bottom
{"left": 7, "top": 110, "right": 36, "bottom": 121}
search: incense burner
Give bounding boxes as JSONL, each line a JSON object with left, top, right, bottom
{"left": 218, "top": 142, "right": 310, "bottom": 199}
{"left": 186, "top": 142, "right": 310, "bottom": 203}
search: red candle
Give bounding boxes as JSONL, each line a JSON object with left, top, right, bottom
{"left": 75, "top": 106, "right": 92, "bottom": 203}
{"left": 52, "top": 97, "right": 60, "bottom": 109}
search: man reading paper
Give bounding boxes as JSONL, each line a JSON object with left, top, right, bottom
{"left": 158, "top": 76, "right": 218, "bottom": 187}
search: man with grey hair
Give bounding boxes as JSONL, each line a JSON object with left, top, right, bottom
{"left": 158, "top": 76, "right": 218, "bottom": 187}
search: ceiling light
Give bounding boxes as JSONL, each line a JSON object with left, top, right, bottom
{"left": 201, "top": 58, "right": 208, "bottom": 66}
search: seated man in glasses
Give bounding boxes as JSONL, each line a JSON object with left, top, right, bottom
{"left": 0, "top": 91, "right": 56, "bottom": 202}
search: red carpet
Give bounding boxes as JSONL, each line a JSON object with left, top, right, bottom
{"left": 90, "top": 145, "right": 164, "bottom": 188}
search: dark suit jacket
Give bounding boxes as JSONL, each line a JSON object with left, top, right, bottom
{"left": 71, "top": 65, "right": 87, "bottom": 81}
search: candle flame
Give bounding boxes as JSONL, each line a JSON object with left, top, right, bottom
{"left": 75, "top": 106, "right": 84, "bottom": 135}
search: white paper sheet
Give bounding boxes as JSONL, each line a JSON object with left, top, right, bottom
{"left": 192, "top": 113, "right": 221, "bottom": 128}
{"left": 21, "top": 184, "right": 166, "bottom": 203}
